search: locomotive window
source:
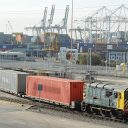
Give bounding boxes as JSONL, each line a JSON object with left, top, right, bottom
{"left": 114, "top": 92, "right": 118, "bottom": 98}
{"left": 118, "top": 93, "right": 121, "bottom": 99}
{"left": 106, "top": 90, "right": 112, "bottom": 97}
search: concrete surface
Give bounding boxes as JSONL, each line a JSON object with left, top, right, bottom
{"left": 0, "top": 101, "right": 114, "bottom": 128}
{"left": 97, "top": 76, "right": 128, "bottom": 84}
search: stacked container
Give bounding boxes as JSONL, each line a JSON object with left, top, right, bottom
{"left": 58, "top": 34, "right": 71, "bottom": 48}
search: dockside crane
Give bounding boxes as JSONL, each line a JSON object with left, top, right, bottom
{"left": 7, "top": 21, "right": 14, "bottom": 44}
{"left": 52, "top": 5, "right": 69, "bottom": 34}
{"left": 47, "top": 4, "right": 55, "bottom": 32}
{"left": 8, "top": 21, "right": 14, "bottom": 34}
{"left": 62, "top": 5, "right": 69, "bottom": 34}
{"left": 41, "top": 7, "right": 48, "bottom": 32}
{"left": 25, "top": 7, "right": 48, "bottom": 34}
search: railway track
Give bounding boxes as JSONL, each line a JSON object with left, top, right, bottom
{"left": 0, "top": 90, "right": 127, "bottom": 128}
{"left": 28, "top": 102, "right": 128, "bottom": 128}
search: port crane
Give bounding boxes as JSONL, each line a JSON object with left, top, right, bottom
{"left": 52, "top": 5, "right": 69, "bottom": 34}
{"left": 47, "top": 4, "right": 55, "bottom": 32}
{"left": 41, "top": 7, "right": 48, "bottom": 32}
{"left": 25, "top": 7, "right": 48, "bottom": 33}
{"left": 74, "top": 5, "right": 128, "bottom": 43}
{"left": 8, "top": 21, "right": 14, "bottom": 33}
{"left": 24, "top": 5, "right": 70, "bottom": 52}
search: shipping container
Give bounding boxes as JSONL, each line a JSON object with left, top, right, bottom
{"left": 58, "top": 34, "right": 71, "bottom": 48}
{"left": 0, "top": 44, "right": 13, "bottom": 51}
{"left": 26, "top": 76, "right": 84, "bottom": 106}
{"left": 117, "top": 31, "right": 125, "bottom": 39}
{"left": 77, "top": 43, "right": 94, "bottom": 53}
{"left": 13, "top": 44, "right": 27, "bottom": 48}
{"left": 0, "top": 70, "right": 29, "bottom": 94}
{"left": 0, "top": 34, "right": 12, "bottom": 44}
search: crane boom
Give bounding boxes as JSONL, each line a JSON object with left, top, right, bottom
{"left": 42, "top": 7, "right": 48, "bottom": 29}
{"left": 62, "top": 5, "right": 69, "bottom": 29}
{"left": 51, "top": 5, "right": 70, "bottom": 34}
{"left": 47, "top": 4, "right": 55, "bottom": 28}
{"left": 25, "top": 7, "right": 48, "bottom": 33}
{"left": 8, "top": 21, "right": 14, "bottom": 33}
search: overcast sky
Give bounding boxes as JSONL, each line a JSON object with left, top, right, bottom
{"left": 0, "top": 0, "right": 128, "bottom": 34}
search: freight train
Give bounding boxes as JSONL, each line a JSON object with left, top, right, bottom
{"left": 0, "top": 69, "right": 128, "bottom": 120}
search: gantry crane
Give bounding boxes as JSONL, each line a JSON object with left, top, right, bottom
{"left": 24, "top": 5, "right": 70, "bottom": 52}
{"left": 47, "top": 4, "right": 55, "bottom": 32}
{"left": 62, "top": 5, "right": 69, "bottom": 33}
{"left": 74, "top": 5, "right": 128, "bottom": 44}
{"left": 25, "top": 7, "right": 48, "bottom": 34}
{"left": 41, "top": 7, "right": 48, "bottom": 32}
{"left": 8, "top": 21, "right": 14, "bottom": 33}
{"left": 52, "top": 5, "right": 69, "bottom": 34}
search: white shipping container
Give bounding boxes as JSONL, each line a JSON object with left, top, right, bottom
{"left": 0, "top": 70, "right": 29, "bottom": 94}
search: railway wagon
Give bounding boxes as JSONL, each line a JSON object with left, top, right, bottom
{"left": 26, "top": 76, "right": 84, "bottom": 108}
{"left": 0, "top": 70, "right": 29, "bottom": 95}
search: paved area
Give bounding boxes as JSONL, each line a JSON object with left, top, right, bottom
{"left": 97, "top": 76, "right": 128, "bottom": 85}
{"left": 0, "top": 91, "right": 31, "bottom": 105}
{"left": 0, "top": 91, "right": 21, "bottom": 100}
{"left": 0, "top": 101, "right": 114, "bottom": 128}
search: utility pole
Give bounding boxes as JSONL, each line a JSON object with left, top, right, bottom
{"left": 36, "top": 29, "right": 39, "bottom": 58}
{"left": 70, "top": 0, "right": 73, "bottom": 63}
{"left": 89, "top": 17, "right": 92, "bottom": 71}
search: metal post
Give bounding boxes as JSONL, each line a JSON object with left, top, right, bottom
{"left": 36, "top": 30, "right": 39, "bottom": 58}
{"left": 88, "top": 48, "right": 92, "bottom": 84}
{"left": 24, "top": 52, "right": 26, "bottom": 69}
{"left": 109, "top": 50, "right": 111, "bottom": 70}
{"left": 116, "top": 52, "right": 117, "bottom": 65}
{"left": 89, "top": 18, "right": 92, "bottom": 44}
{"left": 106, "top": 60, "right": 108, "bottom": 73}
{"left": 126, "top": 50, "right": 128, "bottom": 64}
{"left": 87, "top": 49, "right": 89, "bottom": 68}
{"left": 89, "top": 48, "right": 92, "bottom": 71}
{"left": 84, "top": 18, "right": 86, "bottom": 43}
{"left": 70, "top": 0, "right": 73, "bottom": 63}
{"left": 39, "top": 91, "right": 41, "bottom": 112}
{"left": 38, "top": 84, "right": 43, "bottom": 112}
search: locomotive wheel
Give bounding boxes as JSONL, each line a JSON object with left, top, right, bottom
{"left": 86, "top": 105, "right": 92, "bottom": 114}
{"left": 100, "top": 109, "right": 105, "bottom": 117}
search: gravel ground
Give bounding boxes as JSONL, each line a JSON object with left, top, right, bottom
{"left": 0, "top": 101, "right": 113, "bottom": 128}
{"left": 28, "top": 105, "right": 128, "bottom": 128}
{"left": 0, "top": 90, "right": 128, "bottom": 128}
